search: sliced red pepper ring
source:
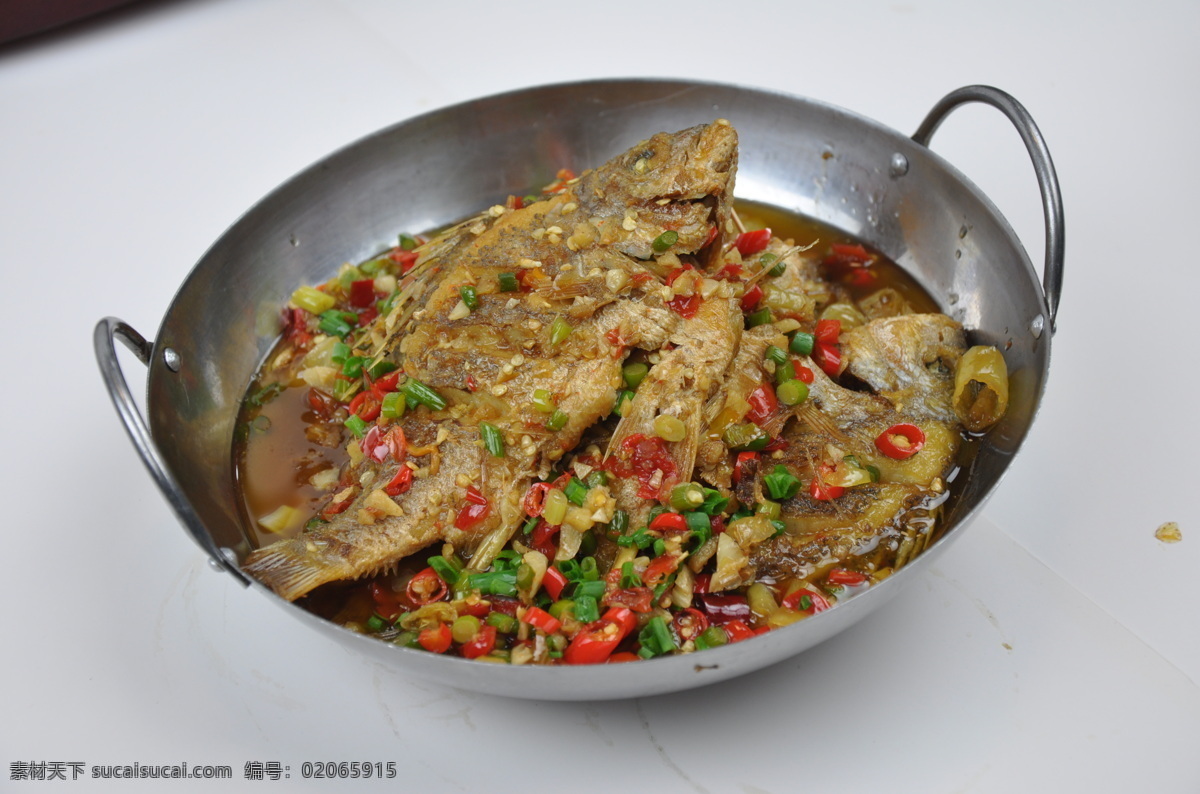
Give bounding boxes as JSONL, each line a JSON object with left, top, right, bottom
{"left": 812, "top": 341, "right": 842, "bottom": 377}
{"left": 349, "top": 278, "right": 377, "bottom": 308}
{"left": 460, "top": 624, "right": 497, "bottom": 659}
{"left": 523, "top": 482, "right": 551, "bottom": 517}
{"left": 874, "top": 423, "right": 926, "bottom": 460}
{"left": 348, "top": 390, "right": 381, "bottom": 422}
{"left": 418, "top": 622, "right": 452, "bottom": 653}
{"left": 826, "top": 568, "right": 868, "bottom": 586}
{"left": 809, "top": 476, "right": 845, "bottom": 501}
{"left": 745, "top": 384, "right": 778, "bottom": 425}
{"left": 564, "top": 608, "right": 638, "bottom": 665}
{"left": 739, "top": 283, "right": 764, "bottom": 313}
{"left": 521, "top": 606, "right": 562, "bottom": 634}
{"left": 672, "top": 607, "right": 710, "bottom": 642}
{"left": 814, "top": 318, "right": 841, "bottom": 345}
{"left": 529, "top": 519, "right": 559, "bottom": 559}
{"left": 781, "top": 587, "right": 832, "bottom": 613}
{"left": 723, "top": 619, "right": 755, "bottom": 643}
{"left": 733, "top": 451, "right": 760, "bottom": 485}
{"left": 735, "top": 228, "right": 772, "bottom": 256}
{"left": 649, "top": 512, "right": 688, "bottom": 532}
{"left": 542, "top": 567, "right": 568, "bottom": 600}
{"left": 406, "top": 567, "right": 449, "bottom": 606}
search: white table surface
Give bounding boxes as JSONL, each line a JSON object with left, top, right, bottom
{"left": 3, "top": 1, "right": 1197, "bottom": 791}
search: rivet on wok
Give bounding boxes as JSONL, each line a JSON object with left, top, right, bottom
{"left": 1030, "top": 314, "right": 1045, "bottom": 338}
{"left": 208, "top": 558, "right": 225, "bottom": 573}
{"left": 889, "top": 152, "right": 909, "bottom": 177}
{"left": 163, "top": 347, "right": 181, "bottom": 372}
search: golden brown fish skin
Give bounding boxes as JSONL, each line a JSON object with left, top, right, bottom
{"left": 243, "top": 123, "right": 740, "bottom": 600}
{"left": 841, "top": 314, "right": 966, "bottom": 421}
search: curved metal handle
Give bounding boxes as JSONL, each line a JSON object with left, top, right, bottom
{"left": 93, "top": 317, "right": 250, "bottom": 585}
{"left": 912, "top": 85, "right": 1064, "bottom": 332}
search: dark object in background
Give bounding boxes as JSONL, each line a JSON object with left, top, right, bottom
{"left": 0, "top": 0, "right": 140, "bottom": 45}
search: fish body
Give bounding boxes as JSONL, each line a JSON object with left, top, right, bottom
{"left": 243, "top": 122, "right": 739, "bottom": 601}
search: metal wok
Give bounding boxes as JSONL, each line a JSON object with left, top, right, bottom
{"left": 95, "top": 79, "right": 1063, "bottom": 700}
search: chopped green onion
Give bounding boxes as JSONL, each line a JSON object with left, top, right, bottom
{"left": 493, "top": 550, "right": 522, "bottom": 571}
{"left": 790, "top": 331, "right": 815, "bottom": 356}
{"left": 608, "top": 510, "right": 629, "bottom": 536}
{"left": 694, "top": 625, "right": 728, "bottom": 650}
{"left": 762, "top": 253, "right": 785, "bottom": 277}
{"left": 381, "top": 391, "right": 405, "bottom": 419}
{"left": 548, "top": 600, "right": 575, "bottom": 620}
{"left": 401, "top": 378, "right": 447, "bottom": 411}
{"left": 756, "top": 499, "right": 782, "bottom": 520}
{"left": 317, "top": 309, "right": 355, "bottom": 338}
{"left": 498, "top": 272, "right": 519, "bottom": 292}
{"left": 546, "top": 409, "right": 569, "bottom": 431}
{"left": 366, "top": 359, "right": 397, "bottom": 380}
{"left": 542, "top": 488, "right": 569, "bottom": 526}
{"left": 341, "top": 356, "right": 366, "bottom": 378}
{"left": 574, "top": 579, "right": 606, "bottom": 600}
{"left": 332, "top": 379, "right": 357, "bottom": 403}
{"left": 459, "top": 285, "right": 479, "bottom": 311}
{"left": 391, "top": 630, "right": 420, "bottom": 648}
{"left": 331, "top": 341, "right": 351, "bottom": 364}
{"left": 686, "top": 513, "right": 712, "bottom": 547}
{"left": 652, "top": 538, "right": 667, "bottom": 558}
{"left": 291, "top": 285, "right": 336, "bottom": 315}
{"left": 700, "top": 487, "right": 729, "bottom": 516}
{"left": 722, "top": 422, "right": 770, "bottom": 451}
{"left": 486, "top": 612, "right": 518, "bottom": 633}
{"left": 344, "top": 414, "right": 368, "bottom": 438}
{"left": 623, "top": 361, "right": 649, "bottom": 390}
{"left": 359, "top": 257, "right": 386, "bottom": 276}
{"left": 515, "top": 563, "right": 535, "bottom": 592}
{"left": 549, "top": 316, "right": 573, "bottom": 346}
{"left": 427, "top": 555, "right": 461, "bottom": 585}
{"left": 669, "top": 483, "right": 705, "bottom": 512}
{"left": 564, "top": 478, "right": 588, "bottom": 506}
{"left": 630, "top": 527, "right": 656, "bottom": 550}
{"left": 652, "top": 230, "right": 679, "bottom": 253}
{"left": 585, "top": 470, "right": 609, "bottom": 489}
{"left": 337, "top": 266, "right": 364, "bottom": 290}
{"left": 765, "top": 345, "right": 789, "bottom": 366}
{"left": 763, "top": 464, "right": 802, "bottom": 500}
{"left": 556, "top": 559, "right": 582, "bottom": 581}
{"left": 573, "top": 594, "right": 600, "bottom": 623}
{"left": 521, "top": 517, "right": 538, "bottom": 536}
{"left": 776, "top": 379, "right": 809, "bottom": 406}
{"left": 399, "top": 233, "right": 418, "bottom": 251}
{"left": 451, "top": 615, "right": 481, "bottom": 644}
{"left": 580, "top": 556, "right": 599, "bottom": 581}
{"left": 613, "top": 389, "right": 636, "bottom": 417}
{"left": 247, "top": 381, "right": 284, "bottom": 408}
{"left": 746, "top": 308, "right": 773, "bottom": 328}
{"left": 619, "top": 561, "right": 643, "bottom": 588}
{"left": 776, "top": 360, "right": 796, "bottom": 385}
{"left": 479, "top": 422, "right": 505, "bottom": 458}
{"left": 532, "top": 388, "right": 556, "bottom": 413}
{"left": 637, "top": 616, "right": 677, "bottom": 657}
{"left": 366, "top": 614, "right": 386, "bottom": 632}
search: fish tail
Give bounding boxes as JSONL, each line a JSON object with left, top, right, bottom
{"left": 242, "top": 540, "right": 344, "bottom": 602}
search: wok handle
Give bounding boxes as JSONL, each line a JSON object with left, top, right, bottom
{"left": 912, "top": 85, "right": 1064, "bottom": 333}
{"left": 93, "top": 317, "right": 250, "bottom": 586}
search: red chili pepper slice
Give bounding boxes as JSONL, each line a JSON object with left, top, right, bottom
{"left": 464, "top": 485, "right": 488, "bottom": 506}
{"left": 348, "top": 391, "right": 381, "bottom": 422}
{"left": 793, "top": 363, "right": 814, "bottom": 384}
{"left": 781, "top": 587, "right": 832, "bottom": 613}
{"left": 523, "top": 483, "right": 551, "bottom": 517}
{"left": 723, "top": 619, "right": 755, "bottom": 642}
{"left": 704, "top": 224, "right": 720, "bottom": 247}
{"left": 739, "top": 283, "right": 763, "bottom": 313}
{"left": 363, "top": 425, "right": 406, "bottom": 464}
{"left": 349, "top": 279, "right": 376, "bottom": 308}
{"left": 607, "top": 651, "right": 641, "bottom": 663}
{"left": 529, "top": 520, "right": 559, "bottom": 559}
{"left": 827, "top": 569, "right": 868, "bottom": 586}
{"left": 642, "top": 554, "right": 680, "bottom": 587}
{"left": 603, "top": 607, "right": 638, "bottom": 637}
{"left": 666, "top": 293, "right": 702, "bottom": 318}
{"left": 460, "top": 624, "right": 497, "bottom": 659}
{"left": 648, "top": 512, "right": 688, "bottom": 533}
{"left": 306, "top": 388, "right": 338, "bottom": 420}
{"left": 745, "top": 384, "right": 778, "bottom": 425}
{"left": 735, "top": 228, "right": 772, "bottom": 256}
{"left": 693, "top": 573, "right": 712, "bottom": 595}
{"left": 812, "top": 342, "right": 842, "bottom": 377}
{"left": 406, "top": 567, "right": 449, "bottom": 606}
{"left": 418, "top": 623, "right": 452, "bottom": 653}
{"left": 564, "top": 621, "right": 624, "bottom": 665}
{"left": 369, "top": 581, "right": 402, "bottom": 620}
{"left": 542, "top": 567, "right": 568, "bottom": 601}
{"left": 665, "top": 265, "right": 694, "bottom": 286}
{"left": 824, "top": 242, "right": 872, "bottom": 266}
{"left": 372, "top": 371, "right": 401, "bottom": 393}
{"left": 454, "top": 501, "right": 491, "bottom": 531}
{"left": 815, "top": 318, "right": 841, "bottom": 345}
{"left": 809, "top": 476, "right": 845, "bottom": 501}
{"left": 733, "top": 451, "right": 760, "bottom": 485}
{"left": 389, "top": 248, "right": 419, "bottom": 273}
{"left": 385, "top": 466, "right": 412, "bottom": 497}
{"left": 284, "top": 307, "right": 312, "bottom": 349}
{"left": 874, "top": 423, "right": 926, "bottom": 460}
{"left": 606, "top": 587, "right": 654, "bottom": 613}
{"left": 672, "top": 608, "right": 710, "bottom": 642}
{"left": 699, "top": 593, "right": 752, "bottom": 625}
{"left": 521, "top": 606, "right": 562, "bottom": 634}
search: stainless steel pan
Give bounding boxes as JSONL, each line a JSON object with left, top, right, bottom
{"left": 95, "top": 80, "right": 1063, "bottom": 700}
